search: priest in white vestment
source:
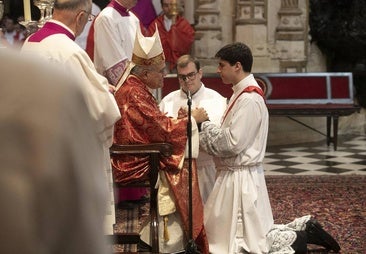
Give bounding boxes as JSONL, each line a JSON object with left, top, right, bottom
{"left": 199, "top": 48, "right": 273, "bottom": 253}
{"left": 21, "top": 0, "right": 121, "bottom": 235}
{"left": 199, "top": 42, "right": 341, "bottom": 254}
{"left": 0, "top": 49, "right": 110, "bottom": 254}
{"left": 159, "top": 54, "right": 227, "bottom": 203}
{"left": 88, "top": 0, "right": 140, "bottom": 86}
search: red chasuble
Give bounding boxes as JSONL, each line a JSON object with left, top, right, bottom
{"left": 148, "top": 15, "right": 195, "bottom": 71}
{"left": 112, "top": 75, "right": 209, "bottom": 253}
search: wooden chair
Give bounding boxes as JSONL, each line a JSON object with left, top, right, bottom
{"left": 109, "top": 143, "right": 173, "bottom": 253}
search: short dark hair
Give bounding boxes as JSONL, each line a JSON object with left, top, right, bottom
{"left": 176, "top": 55, "right": 200, "bottom": 71}
{"left": 215, "top": 42, "right": 253, "bottom": 72}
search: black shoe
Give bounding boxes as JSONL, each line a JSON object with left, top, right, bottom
{"left": 137, "top": 239, "right": 152, "bottom": 252}
{"left": 305, "top": 219, "right": 341, "bottom": 252}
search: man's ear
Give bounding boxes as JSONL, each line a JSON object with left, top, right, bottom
{"left": 78, "top": 12, "right": 84, "bottom": 22}
{"left": 141, "top": 69, "right": 150, "bottom": 82}
{"left": 235, "top": 61, "right": 242, "bottom": 71}
{"left": 75, "top": 11, "right": 85, "bottom": 32}
{"left": 198, "top": 68, "right": 203, "bottom": 77}
{"left": 144, "top": 69, "right": 150, "bottom": 77}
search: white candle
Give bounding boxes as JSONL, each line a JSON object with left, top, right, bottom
{"left": 23, "top": 0, "right": 31, "bottom": 21}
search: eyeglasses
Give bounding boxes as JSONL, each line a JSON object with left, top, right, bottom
{"left": 177, "top": 71, "right": 197, "bottom": 82}
{"left": 80, "top": 10, "right": 96, "bottom": 22}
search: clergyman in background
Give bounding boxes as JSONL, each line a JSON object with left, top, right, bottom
{"left": 159, "top": 54, "right": 227, "bottom": 203}
{"left": 148, "top": 0, "right": 195, "bottom": 73}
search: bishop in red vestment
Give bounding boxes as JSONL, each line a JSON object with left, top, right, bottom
{"left": 112, "top": 27, "right": 209, "bottom": 253}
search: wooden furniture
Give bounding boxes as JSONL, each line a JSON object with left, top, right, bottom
{"left": 257, "top": 72, "right": 361, "bottom": 150}
{"left": 109, "top": 143, "right": 173, "bottom": 253}
{"left": 162, "top": 72, "right": 360, "bottom": 150}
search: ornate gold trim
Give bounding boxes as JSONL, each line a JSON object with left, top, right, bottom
{"left": 132, "top": 53, "right": 165, "bottom": 66}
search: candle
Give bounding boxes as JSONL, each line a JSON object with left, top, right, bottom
{"left": 23, "top": 0, "right": 31, "bottom": 21}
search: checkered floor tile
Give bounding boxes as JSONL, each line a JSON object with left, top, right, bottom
{"left": 264, "top": 135, "right": 366, "bottom": 175}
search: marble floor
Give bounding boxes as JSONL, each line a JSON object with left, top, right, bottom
{"left": 264, "top": 134, "right": 366, "bottom": 175}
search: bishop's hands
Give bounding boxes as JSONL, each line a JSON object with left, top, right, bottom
{"left": 178, "top": 107, "right": 209, "bottom": 123}
{"left": 177, "top": 107, "right": 187, "bottom": 119}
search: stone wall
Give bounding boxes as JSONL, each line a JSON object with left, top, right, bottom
{"left": 191, "top": 0, "right": 327, "bottom": 74}
{"left": 180, "top": 0, "right": 365, "bottom": 144}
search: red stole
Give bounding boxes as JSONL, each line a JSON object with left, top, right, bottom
{"left": 222, "top": 86, "right": 265, "bottom": 124}
{"left": 85, "top": 19, "right": 96, "bottom": 61}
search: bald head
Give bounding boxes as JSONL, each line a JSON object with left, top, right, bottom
{"left": 54, "top": 0, "right": 91, "bottom": 11}
{"left": 52, "top": 0, "right": 92, "bottom": 37}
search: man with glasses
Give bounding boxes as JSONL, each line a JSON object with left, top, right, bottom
{"left": 159, "top": 54, "right": 227, "bottom": 203}
{"left": 21, "top": 0, "right": 121, "bottom": 236}
{"left": 112, "top": 28, "right": 209, "bottom": 254}
{"left": 75, "top": 1, "right": 100, "bottom": 50}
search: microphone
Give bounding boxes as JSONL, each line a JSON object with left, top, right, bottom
{"left": 187, "top": 90, "right": 192, "bottom": 105}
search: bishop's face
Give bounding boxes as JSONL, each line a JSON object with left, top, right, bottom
{"left": 146, "top": 62, "right": 167, "bottom": 90}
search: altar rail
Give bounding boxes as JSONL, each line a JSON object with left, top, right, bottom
{"left": 162, "top": 72, "right": 361, "bottom": 150}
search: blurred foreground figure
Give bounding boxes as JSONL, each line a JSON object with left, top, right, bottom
{"left": 21, "top": 0, "right": 121, "bottom": 234}
{"left": 0, "top": 50, "right": 110, "bottom": 254}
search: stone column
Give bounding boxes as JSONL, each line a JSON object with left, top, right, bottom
{"left": 194, "top": 0, "right": 224, "bottom": 72}
{"left": 276, "top": 0, "right": 307, "bottom": 72}
{"left": 235, "top": 0, "right": 267, "bottom": 58}
{"left": 219, "top": 0, "right": 234, "bottom": 45}
{"left": 183, "top": 0, "right": 195, "bottom": 24}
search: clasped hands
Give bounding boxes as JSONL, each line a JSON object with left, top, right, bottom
{"left": 178, "top": 107, "right": 209, "bottom": 123}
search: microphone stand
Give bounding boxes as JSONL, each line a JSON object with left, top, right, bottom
{"left": 185, "top": 91, "right": 200, "bottom": 254}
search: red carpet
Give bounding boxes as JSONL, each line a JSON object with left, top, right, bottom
{"left": 113, "top": 175, "right": 366, "bottom": 253}
{"left": 266, "top": 175, "right": 366, "bottom": 253}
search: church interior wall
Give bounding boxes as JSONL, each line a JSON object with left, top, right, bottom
{"left": 3, "top": 0, "right": 364, "bottom": 145}
{"left": 189, "top": 0, "right": 365, "bottom": 145}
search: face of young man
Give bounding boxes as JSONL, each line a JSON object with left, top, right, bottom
{"left": 217, "top": 59, "right": 237, "bottom": 85}
{"left": 177, "top": 61, "right": 202, "bottom": 95}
